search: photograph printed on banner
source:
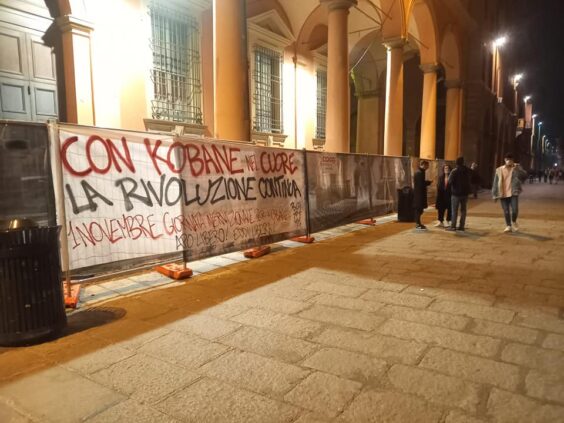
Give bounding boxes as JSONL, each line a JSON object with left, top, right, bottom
{"left": 306, "top": 152, "right": 410, "bottom": 233}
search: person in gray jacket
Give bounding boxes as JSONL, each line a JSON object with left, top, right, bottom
{"left": 492, "top": 153, "right": 527, "bottom": 233}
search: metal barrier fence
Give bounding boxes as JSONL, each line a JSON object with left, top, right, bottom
{"left": 1, "top": 120, "right": 446, "bottom": 277}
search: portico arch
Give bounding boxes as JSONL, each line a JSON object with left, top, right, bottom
{"left": 367, "top": 0, "right": 405, "bottom": 40}
{"left": 407, "top": 0, "right": 439, "bottom": 159}
{"left": 350, "top": 29, "right": 387, "bottom": 154}
{"left": 406, "top": 0, "right": 438, "bottom": 65}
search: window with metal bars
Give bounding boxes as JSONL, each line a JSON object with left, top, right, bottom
{"left": 316, "top": 69, "right": 327, "bottom": 140}
{"left": 149, "top": 2, "right": 202, "bottom": 124}
{"left": 252, "top": 45, "right": 283, "bottom": 134}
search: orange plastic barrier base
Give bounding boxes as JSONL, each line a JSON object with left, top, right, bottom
{"left": 357, "top": 218, "right": 375, "bottom": 225}
{"left": 244, "top": 245, "right": 271, "bottom": 258}
{"left": 64, "top": 284, "right": 81, "bottom": 309}
{"left": 155, "top": 263, "right": 193, "bottom": 280}
{"left": 291, "top": 236, "right": 315, "bottom": 244}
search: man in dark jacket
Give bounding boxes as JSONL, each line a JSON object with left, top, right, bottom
{"left": 470, "top": 162, "right": 481, "bottom": 198}
{"left": 413, "top": 160, "right": 431, "bottom": 230}
{"left": 446, "top": 156, "right": 472, "bottom": 231}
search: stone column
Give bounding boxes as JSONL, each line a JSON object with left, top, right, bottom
{"left": 383, "top": 38, "right": 406, "bottom": 157}
{"left": 419, "top": 63, "right": 439, "bottom": 160}
{"left": 321, "top": 0, "right": 357, "bottom": 153}
{"left": 445, "top": 80, "right": 462, "bottom": 161}
{"left": 213, "top": 0, "right": 250, "bottom": 141}
{"left": 356, "top": 90, "right": 380, "bottom": 154}
{"left": 56, "top": 15, "right": 95, "bottom": 125}
{"left": 457, "top": 86, "right": 464, "bottom": 157}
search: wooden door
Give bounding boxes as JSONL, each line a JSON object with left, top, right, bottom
{"left": 0, "top": 25, "right": 58, "bottom": 121}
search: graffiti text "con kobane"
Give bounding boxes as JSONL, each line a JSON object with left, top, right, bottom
{"left": 61, "top": 135, "right": 300, "bottom": 178}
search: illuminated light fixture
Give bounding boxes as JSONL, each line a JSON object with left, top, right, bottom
{"left": 532, "top": 114, "right": 538, "bottom": 118}
{"left": 539, "top": 121, "right": 543, "bottom": 126}
{"left": 494, "top": 36, "right": 507, "bottom": 47}
{"left": 524, "top": 95, "right": 531, "bottom": 103}
{"left": 513, "top": 73, "right": 523, "bottom": 83}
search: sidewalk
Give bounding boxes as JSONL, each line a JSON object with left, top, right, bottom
{"left": 1, "top": 183, "right": 563, "bottom": 422}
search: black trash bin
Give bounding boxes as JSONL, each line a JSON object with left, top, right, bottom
{"left": 397, "top": 186, "right": 415, "bottom": 222}
{"left": 0, "top": 225, "right": 67, "bottom": 346}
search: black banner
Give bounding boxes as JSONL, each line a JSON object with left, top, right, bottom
{"left": 306, "top": 152, "right": 411, "bottom": 233}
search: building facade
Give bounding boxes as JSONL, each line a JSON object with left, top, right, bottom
{"left": 1, "top": 0, "right": 518, "bottom": 182}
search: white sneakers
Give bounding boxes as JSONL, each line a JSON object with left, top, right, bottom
{"left": 503, "top": 222, "right": 520, "bottom": 233}
{"left": 434, "top": 221, "right": 445, "bottom": 227}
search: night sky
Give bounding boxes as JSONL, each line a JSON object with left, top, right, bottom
{"left": 506, "top": 0, "right": 564, "bottom": 140}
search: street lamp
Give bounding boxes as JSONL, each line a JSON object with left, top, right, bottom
{"left": 523, "top": 95, "right": 531, "bottom": 103}
{"left": 494, "top": 36, "right": 507, "bottom": 47}
{"left": 513, "top": 73, "right": 523, "bottom": 84}
{"left": 512, "top": 74, "right": 524, "bottom": 115}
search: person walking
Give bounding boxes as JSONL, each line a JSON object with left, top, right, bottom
{"left": 492, "top": 153, "right": 527, "bottom": 233}
{"left": 548, "top": 168, "right": 555, "bottom": 184}
{"left": 446, "top": 157, "right": 471, "bottom": 232}
{"left": 413, "top": 160, "right": 431, "bottom": 230}
{"left": 470, "top": 162, "right": 481, "bottom": 198}
{"left": 528, "top": 169, "right": 535, "bottom": 184}
{"left": 544, "top": 169, "right": 549, "bottom": 183}
{"left": 434, "top": 164, "right": 452, "bottom": 227}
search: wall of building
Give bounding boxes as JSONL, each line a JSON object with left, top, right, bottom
{"left": 1, "top": 0, "right": 482, "bottom": 165}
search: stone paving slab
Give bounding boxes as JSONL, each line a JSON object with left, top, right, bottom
{"left": 284, "top": 372, "right": 362, "bottom": 418}
{"left": 200, "top": 350, "right": 310, "bottom": 398}
{"left": 0, "top": 367, "right": 125, "bottom": 423}
{"left": 85, "top": 399, "right": 179, "bottom": 423}
{"left": 155, "top": 378, "right": 301, "bottom": 423}
{"left": 90, "top": 353, "right": 200, "bottom": 405}
{"left": 340, "top": 390, "right": 444, "bottom": 423}
{"left": 218, "top": 326, "right": 319, "bottom": 364}
{"left": 1, "top": 185, "right": 564, "bottom": 422}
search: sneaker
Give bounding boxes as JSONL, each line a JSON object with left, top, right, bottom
{"left": 446, "top": 221, "right": 451, "bottom": 226}
{"left": 445, "top": 226, "right": 456, "bottom": 232}
{"left": 512, "top": 222, "right": 519, "bottom": 232}
{"left": 415, "top": 224, "right": 428, "bottom": 230}
{"left": 503, "top": 226, "right": 512, "bottom": 233}
{"left": 434, "top": 221, "right": 444, "bottom": 227}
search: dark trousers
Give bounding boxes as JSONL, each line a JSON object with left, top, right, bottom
{"left": 437, "top": 206, "right": 452, "bottom": 222}
{"left": 471, "top": 184, "right": 479, "bottom": 198}
{"left": 415, "top": 208, "right": 424, "bottom": 226}
{"left": 451, "top": 195, "right": 468, "bottom": 229}
{"left": 500, "top": 196, "right": 519, "bottom": 226}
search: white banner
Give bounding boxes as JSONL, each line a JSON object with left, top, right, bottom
{"left": 58, "top": 126, "right": 180, "bottom": 269}
{"left": 57, "top": 125, "right": 307, "bottom": 269}
{"left": 175, "top": 134, "right": 307, "bottom": 260}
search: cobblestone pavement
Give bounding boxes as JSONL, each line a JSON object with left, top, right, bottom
{"left": 1, "top": 183, "right": 563, "bottom": 422}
